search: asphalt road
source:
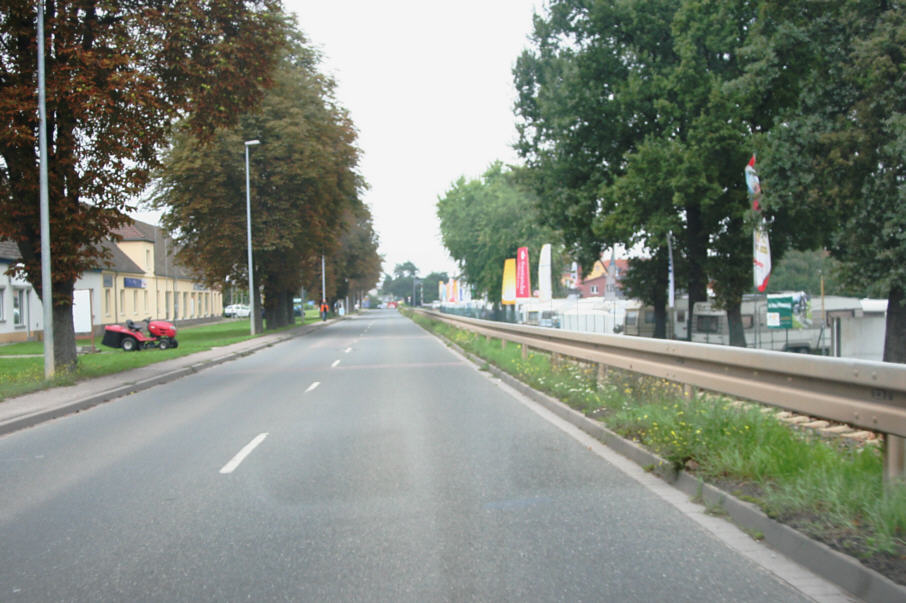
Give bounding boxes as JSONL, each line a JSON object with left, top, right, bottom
{"left": 0, "top": 310, "right": 820, "bottom": 601}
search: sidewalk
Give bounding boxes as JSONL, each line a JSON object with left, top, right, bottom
{"left": 0, "top": 319, "right": 334, "bottom": 437}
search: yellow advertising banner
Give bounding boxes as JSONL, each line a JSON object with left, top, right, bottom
{"left": 501, "top": 258, "right": 517, "bottom": 305}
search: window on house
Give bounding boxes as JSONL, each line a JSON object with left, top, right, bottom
{"left": 145, "top": 249, "right": 151, "bottom": 271}
{"left": 120, "top": 290, "right": 125, "bottom": 315}
{"left": 144, "top": 290, "right": 148, "bottom": 313}
{"left": 742, "top": 314, "right": 754, "bottom": 329}
{"left": 0, "top": 288, "right": 5, "bottom": 321}
{"left": 13, "top": 288, "right": 25, "bottom": 326}
{"left": 590, "top": 285, "right": 598, "bottom": 294}
{"left": 644, "top": 310, "right": 656, "bottom": 324}
{"left": 133, "top": 290, "right": 138, "bottom": 314}
{"left": 105, "top": 289, "right": 111, "bottom": 315}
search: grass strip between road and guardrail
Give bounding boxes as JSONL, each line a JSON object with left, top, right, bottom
{"left": 406, "top": 309, "right": 906, "bottom": 585}
{"left": 0, "top": 310, "right": 324, "bottom": 401}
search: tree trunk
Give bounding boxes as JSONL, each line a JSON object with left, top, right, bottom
{"left": 251, "top": 272, "right": 264, "bottom": 334}
{"left": 726, "top": 301, "right": 748, "bottom": 347}
{"left": 284, "top": 291, "right": 294, "bottom": 325}
{"left": 685, "top": 204, "right": 708, "bottom": 341}
{"left": 263, "top": 288, "right": 294, "bottom": 329}
{"left": 50, "top": 280, "right": 78, "bottom": 373}
{"left": 884, "top": 285, "right": 905, "bottom": 364}
{"left": 653, "top": 297, "right": 667, "bottom": 339}
{"left": 276, "top": 290, "right": 290, "bottom": 327}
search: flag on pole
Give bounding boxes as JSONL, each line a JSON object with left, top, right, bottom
{"left": 502, "top": 259, "right": 517, "bottom": 305}
{"left": 516, "top": 247, "right": 531, "bottom": 299}
{"left": 538, "top": 244, "right": 552, "bottom": 301}
{"left": 746, "top": 155, "right": 771, "bottom": 292}
{"left": 666, "top": 231, "right": 675, "bottom": 309}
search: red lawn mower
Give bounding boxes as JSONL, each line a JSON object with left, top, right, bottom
{"left": 102, "top": 317, "right": 178, "bottom": 351}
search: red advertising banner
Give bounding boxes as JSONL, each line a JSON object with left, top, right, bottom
{"left": 516, "top": 247, "right": 531, "bottom": 298}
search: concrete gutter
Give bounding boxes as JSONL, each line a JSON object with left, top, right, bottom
{"left": 0, "top": 319, "right": 334, "bottom": 437}
{"left": 437, "top": 333, "right": 906, "bottom": 603}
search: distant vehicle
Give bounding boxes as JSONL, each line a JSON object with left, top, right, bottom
{"left": 386, "top": 301, "right": 398, "bottom": 309}
{"left": 224, "top": 304, "right": 251, "bottom": 318}
{"left": 538, "top": 310, "right": 560, "bottom": 328}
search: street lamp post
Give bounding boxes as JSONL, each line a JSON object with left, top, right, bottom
{"left": 244, "top": 139, "right": 260, "bottom": 335}
{"left": 38, "top": 1, "right": 54, "bottom": 377}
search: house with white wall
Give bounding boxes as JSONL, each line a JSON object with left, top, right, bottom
{"left": 0, "top": 218, "right": 223, "bottom": 344}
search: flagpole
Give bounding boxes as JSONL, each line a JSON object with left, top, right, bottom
{"left": 667, "top": 231, "right": 675, "bottom": 339}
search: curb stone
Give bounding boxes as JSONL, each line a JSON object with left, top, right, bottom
{"left": 432, "top": 330, "right": 906, "bottom": 603}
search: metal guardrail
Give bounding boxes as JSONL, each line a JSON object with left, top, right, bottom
{"left": 413, "top": 308, "right": 906, "bottom": 480}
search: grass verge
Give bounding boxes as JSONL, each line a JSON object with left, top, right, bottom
{"left": 0, "top": 313, "right": 320, "bottom": 401}
{"left": 407, "top": 310, "right": 906, "bottom": 584}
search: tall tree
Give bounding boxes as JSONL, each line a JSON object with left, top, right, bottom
{"left": 333, "top": 208, "right": 382, "bottom": 308}
{"left": 437, "top": 162, "right": 559, "bottom": 304}
{"left": 0, "top": 0, "right": 287, "bottom": 369}
{"left": 739, "top": 1, "right": 906, "bottom": 362}
{"left": 154, "top": 34, "right": 367, "bottom": 330}
{"left": 421, "top": 271, "right": 449, "bottom": 304}
{"left": 514, "top": 0, "right": 767, "bottom": 346}
{"left": 380, "top": 262, "right": 420, "bottom": 302}
{"left": 393, "top": 262, "right": 419, "bottom": 280}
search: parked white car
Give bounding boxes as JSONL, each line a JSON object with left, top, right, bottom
{"left": 224, "top": 304, "right": 251, "bottom": 318}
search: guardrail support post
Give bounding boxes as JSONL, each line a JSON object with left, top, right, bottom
{"left": 552, "top": 352, "right": 562, "bottom": 369}
{"left": 683, "top": 384, "right": 697, "bottom": 401}
{"left": 597, "top": 363, "right": 608, "bottom": 388}
{"left": 522, "top": 344, "right": 528, "bottom": 360}
{"left": 883, "top": 435, "right": 906, "bottom": 483}
{"left": 501, "top": 339, "right": 506, "bottom": 351}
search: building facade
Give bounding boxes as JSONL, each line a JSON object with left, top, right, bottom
{"left": 0, "top": 219, "right": 223, "bottom": 344}
{"left": 570, "top": 256, "right": 629, "bottom": 299}
{"left": 103, "top": 221, "right": 223, "bottom": 325}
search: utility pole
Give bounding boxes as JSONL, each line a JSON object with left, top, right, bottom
{"left": 244, "top": 139, "right": 260, "bottom": 335}
{"left": 38, "top": 1, "right": 54, "bottom": 377}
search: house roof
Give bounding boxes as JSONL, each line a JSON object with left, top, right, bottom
{"left": 97, "top": 239, "right": 144, "bottom": 274}
{"left": 110, "top": 222, "right": 151, "bottom": 242}
{"left": 0, "top": 240, "right": 21, "bottom": 261}
{"left": 0, "top": 217, "right": 194, "bottom": 279}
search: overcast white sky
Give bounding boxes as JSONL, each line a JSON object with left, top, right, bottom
{"left": 285, "top": 0, "right": 541, "bottom": 277}
{"left": 133, "top": 1, "right": 541, "bottom": 278}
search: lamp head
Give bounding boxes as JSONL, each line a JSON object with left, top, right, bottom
{"left": 245, "top": 139, "right": 260, "bottom": 147}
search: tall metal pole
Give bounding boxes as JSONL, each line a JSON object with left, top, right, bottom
{"left": 244, "top": 140, "right": 260, "bottom": 335}
{"left": 321, "top": 255, "right": 326, "bottom": 302}
{"left": 38, "top": 1, "right": 54, "bottom": 377}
